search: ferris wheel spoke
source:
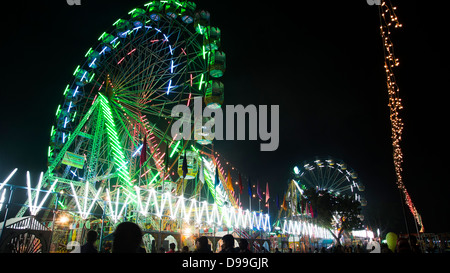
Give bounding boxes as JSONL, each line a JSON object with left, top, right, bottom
{"left": 328, "top": 175, "right": 348, "bottom": 194}
{"left": 323, "top": 166, "right": 339, "bottom": 190}
{"left": 300, "top": 174, "right": 317, "bottom": 190}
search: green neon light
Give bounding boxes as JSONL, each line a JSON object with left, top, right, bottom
{"left": 113, "top": 19, "right": 121, "bottom": 26}
{"left": 73, "top": 65, "right": 80, "bottom": 76}
{"left": 149, "top": 171, "right": 160, "bottom": 184}
{"left": 89, "top": 73, "right": 95, "bottom": 83}
{"left": 99, "top": 94, "right": 132, "bottom": 187}
{"left": 191, "top": 145, "right": 199, "bottom": 154}
{"left": 198, "top": 74, "right": 204, "bottom": 91}
{"left": 56, "top": 105, "right": 61, "bottom": 116}
{"left": 113, "top": 41, "right": 121, "bottom": 49}
{"left": 198, "top": 25, "right": 204, "bottom": 35}
{"left": 98, "top": 32, "right": 106, "bottom": 41}
{"left": 58, "top": 200, "right": 67, "bottom": 209}
{"left": 84, "top": 48, "right": 93, "bottom": 57}
{"left": 103, "top": 113, "right": 115, "bottom": 123}
{"left": 63, "top": 85, "right": 70, "bottom": 96}
{"left": 170, "top": 141, "right": 181, "bottom": 158}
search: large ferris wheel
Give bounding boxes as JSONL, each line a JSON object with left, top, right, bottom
{"left": 15, "top": 0, "right": 227, "bottom": 222}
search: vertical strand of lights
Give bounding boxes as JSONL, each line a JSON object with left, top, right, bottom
{"left": 379, "top": 1, "right": 423, "bottom": 231}
{"left": 99, "top": 94, "right": 132, "bottom": 187}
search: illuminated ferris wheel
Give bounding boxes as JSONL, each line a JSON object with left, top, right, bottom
{"left": 15, "top": 0, "right": 226, "bottom": 220}
{"left": 293, "top": 156, "right": 367, "bottom": 206}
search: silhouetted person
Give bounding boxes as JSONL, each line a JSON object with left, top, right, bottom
{"left": 334, "top": 244, "right": 344, "bottom": 253}
{"left": 238, "top": 238, "right": 252, "bottom": 253}
{"left": 166, "top": 242, "right": 176, "bottom": 253}
{"left": 81, "top": 230, "right": 98, "bottom": 253}
{"left": 381, "top": 243, "right": 392, "bottom": 253}
{"left": 409, "top": 236, "right": 422, "bottom": 253}
{"left": 101, "top": 241, "right": 112, "bottom": 253}
{"left": 220, "top": 234, "right": 238, "bottom": 253}
{"left": 194, "top": 236, "right": 212, "bottom": 253}
{"left": 397, "top": 238, "right": 412, "bottom": 253}
{"left": 182, "top": 245, "right": 190, "bottom": 253}
{"left": 112, "top": 222, "right": 144, "bottom": 253}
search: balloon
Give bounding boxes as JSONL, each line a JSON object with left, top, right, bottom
{"left": 386, "top": 232, "right": 398, "bottom": 252}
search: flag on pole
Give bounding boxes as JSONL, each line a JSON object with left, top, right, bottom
{"left": 276, "top": 194, "right": 280, "bottom": 209}
{"left": 139, "top": 136, "right": 147, "bottom": 167}
{"left": 164, "top": 142, "right": 169, "bottom": 172}
{"left": 256, "top": 180, "right": 262, "bottom": 201}
{"left": 226, "top": 168, "right": 233, "bottom": 193}
{"left": 182, "top": 151, "right": 188, "bottom": 178}
{"left": 214, "top": 166, "right": 220, "bottom": 188}
{"left": 265, "top": 182, "right": 270, "bottom": 203}
{"left": 310, "top": 203, "right": 315, "bottom": 218}
{"left": 238, "top": 172, "right": 243, "bottom": 195}
{"left": 248, "top": 178, "right": 252, "bottom": 197}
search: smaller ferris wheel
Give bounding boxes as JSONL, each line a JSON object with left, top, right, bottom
{"left": 292, "top": 156, "right": 367, "bottom": 206}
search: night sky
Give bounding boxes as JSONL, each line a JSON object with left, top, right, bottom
{"left": 0, "top": 0, "right": 448, "bottom": 234}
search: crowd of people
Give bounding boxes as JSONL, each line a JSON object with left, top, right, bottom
{"left": 80, "top": 222, "right": 254, "bottom": 253}
{"left": 80, "top": 222, "right": 426, "bottom": 254}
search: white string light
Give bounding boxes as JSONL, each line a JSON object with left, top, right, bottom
{"left": 0, "top": 189, "right": 6, "bottom": 211}
{"left": 26, "top": 171, "right": 58, "bottom": 216}
{"left": 135, "top": 187, "right": 271, "bottom": 231}
{"left": 0, "top": 168, "right": 18, "bottom": 192}
{"left": 282, "top": 219, "right": 334, "bottom": 240}
{"left": 106, "top": 188, "right": 129, "bottom": 223}
{"left": 69, "top": 182, "right": 102, "bottom": 219}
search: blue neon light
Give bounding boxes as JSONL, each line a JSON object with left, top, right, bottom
{"left": 167, "top": 80, "right": 172, "bottom": 95}
{"left": 132, "top": 144, "right": 144, "bottom": 158}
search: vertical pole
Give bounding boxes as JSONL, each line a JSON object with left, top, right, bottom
{"left": 0, "top": 187, "right": 14, "bottom": 245}
{"left": 213, "top": 223, "right": 216, "bottom": 253}
{"left": 398, "top": 189, "right": 411, "bottom": 243}
{"left": 48, "top": 192, "right": 59, "bottom": 253}
{"left": 98, "top": 200, "right": 106, "bottom": 252}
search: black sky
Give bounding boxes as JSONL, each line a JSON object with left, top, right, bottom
{"left": 0, "top": 0, "right": 448, "bottom": 234}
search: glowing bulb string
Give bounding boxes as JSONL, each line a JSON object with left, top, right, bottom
{"left": 378, "top": 1, "right": 423, "bottom": 231}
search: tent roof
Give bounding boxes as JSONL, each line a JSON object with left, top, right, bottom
{"left": 0, "top": 216, "right": 49, "bottom": 231}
